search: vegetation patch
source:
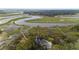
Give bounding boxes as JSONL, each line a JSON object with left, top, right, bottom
{"left": 0, "top": 16, "right": 29, "bottom": 26}
{"left": 27, "top": 17, "right": 79, "bottom": 23}
{"left": 6, "top": 25, "right": 79, "bottom": 50}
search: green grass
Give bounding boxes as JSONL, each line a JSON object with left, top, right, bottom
{"left": 0, "top": 16, "right": 29, "bottom": 35}
{"left": 12, "top": 17, "right": 28, "bottom": 21}
{"left": 0, "top": 14, "right": 21, "bottom": 17}
{"left": 27, "top": 17, "right": 79, "bottom": 23}
{"left": 8, "top": 28, "right": 20, "bottom": 35}
{"left": 8, "top": 25, "right": 29, "bottom": 35}
{"left": 0, "top": 16, "right": 28, "bottom": 26}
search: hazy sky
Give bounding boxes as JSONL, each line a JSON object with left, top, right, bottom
{"left": 0, "top": 0, "right": 79, "bottom": 9}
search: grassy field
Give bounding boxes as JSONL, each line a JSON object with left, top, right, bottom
{"left": 0, "top": 16, "right": 29, "bottom": 35}
{"left": 0, "top": 14, "right": 21, "bottom": 17}
{"left": 11, "top": 16, "right": 28, "bottom": 21}
{"left": 13, "top": 26, "right": 79, "bottom": 50}
{"left": 0, "top": 16, "right": 28, "bottom": 26}
{"left": 8, "top": 25, "right": 29, "bottom": 35}
{"left": 27, "top": 17, "right": 79, "bottom": 23}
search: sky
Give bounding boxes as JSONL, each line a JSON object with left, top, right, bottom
{"left": 0, "top": 0, "right": 79, "bottom": 9}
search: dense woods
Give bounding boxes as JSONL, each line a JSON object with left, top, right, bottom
{"left": 23, "top": 10, "right": 79, "bottom": 16}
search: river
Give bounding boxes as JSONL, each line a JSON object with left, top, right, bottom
{"left": 15, "top": 15, "right": 76, "bottom": 27}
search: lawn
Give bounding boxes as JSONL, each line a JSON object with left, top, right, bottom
{"left": 27, "top": 17, "right": 79, "bottom": 23}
